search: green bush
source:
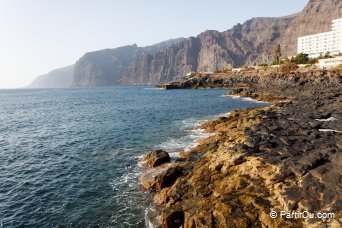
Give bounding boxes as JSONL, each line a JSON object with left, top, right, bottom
{"left": 272, "top": 60, "right": 284, "bottom": 65}
{"left": 295, "top": 53, "right": 309, "bottom": 64}
{"left": 307, "top": 58, "right": 318, "bottom": 64}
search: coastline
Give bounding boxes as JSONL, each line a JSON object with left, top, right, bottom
{"left": 140, "top": 98, "right": 266, "bottom": 227}
{"left": 141, "top": 70, "right": 341, "bottom": 227}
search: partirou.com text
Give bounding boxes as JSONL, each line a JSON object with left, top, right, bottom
{"left": 269, "top": 210, "right": 335, "bottom": 219}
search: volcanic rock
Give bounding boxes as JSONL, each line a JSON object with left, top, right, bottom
{"left": 142, "top": 150, "right": 171, "bottom": 168}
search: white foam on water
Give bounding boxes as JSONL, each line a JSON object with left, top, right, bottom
{"left": 108, "top": 157, "right": 152, "bottom": 226}
{"left": 141, "top": 113, "right": 235, "bottom": 227}
{"left": 136, "top": 154, "right": 145, "bottom": 168}
{"left": 144, "top": 87, "right": 164, "bottom": 90}
{"left": 144, "top": 206, "right": 161, "bottom": 228}
{"left": 157, "top": 117, "right": 215, "bottom": 155}
{"left": 315, "top": 117, "right": 337, "bottom": 122}
{"left": 179, "top": 118, "right": 205, "bottom": 130}
{"left": 224, "top": 94, "right": 269, "bottom": 103}
{"left": 212, "top": 111, "right": 231, "bottom": 119}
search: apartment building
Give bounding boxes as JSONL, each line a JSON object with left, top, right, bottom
{"left": 297, "top": 18, "right": 342, "bottom": 58}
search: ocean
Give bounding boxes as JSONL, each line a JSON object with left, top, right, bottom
{"left": 0, "top": 87, "right": 267, "bottom": 227}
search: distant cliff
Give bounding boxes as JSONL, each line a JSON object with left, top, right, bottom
{"left": 72, "top": 38, "right": 186, "bottom": 87}
{"left": 27, "top": 65, "right": 74, "bottom": 88}
{"left": 69, "top": 0, "right": 342, "bottom": 87}
{"left": 72, "top": 45, "right": 140, "bottom": 87}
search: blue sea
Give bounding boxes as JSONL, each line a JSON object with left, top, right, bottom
{"left": 0, "top": 87, "right": 267, "bottom": 227}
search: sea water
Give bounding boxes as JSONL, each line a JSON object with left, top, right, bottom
{"left": 0, "top": 87, "right": 267, "bottom": 227}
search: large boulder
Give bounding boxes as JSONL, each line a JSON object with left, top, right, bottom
{"left": 140, "top": 164, "right": 183, "bottom": 191}
{"left": 142, "top": 150, "right": 170, "bottom": 168}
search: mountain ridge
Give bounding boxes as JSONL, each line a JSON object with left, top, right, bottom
{"left": 28, "top": 0, "right": 342, "bottom": 88}
{"left": 27, "top": 65, "right": 74, "bottom": 88}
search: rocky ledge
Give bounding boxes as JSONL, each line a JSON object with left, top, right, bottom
{"left": 157, "top": 69, "right": 342, "bottom": 90}
{"left": 142, "top": 70, "right": 341, "bottom": 227}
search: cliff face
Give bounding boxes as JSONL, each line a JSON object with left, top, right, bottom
{"left": 222, "top": 17, "right": 296, "bottom": 66}
{"left": 120, "top": 37, "right": 200, "bottom": 85}
{"left": 72, "top": 45, "right": 140, "bottom": 87}
{"left": 221, "top": 0, "right": 342, "bottom": 65}
{"left": 72, "top": 0, "right": 342, "bottom": 87}
{"left": 27, "top": 65, "right": 74, "bottom": 88}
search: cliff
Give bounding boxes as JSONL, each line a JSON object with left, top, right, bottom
{"left": 72, "top": 45, "right": 140, "bottom": 87}
{"left": 71, "top": 0, "right": 341, "bottom": 87}
{"left": 27, "top": 65, "right": 74, "bottom": 88}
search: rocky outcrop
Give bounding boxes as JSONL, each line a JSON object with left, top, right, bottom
{"left": 142, "top": 70, "right": 342, "bottom": 227}
{"left": 160, "top": 69, "right": 342, "bottom": 90}
{"left": 140, "top": 164, "right": 183, "bottom": 191}
{"left": 142, "top": 150, "right": 170, "bottom": 168}
{"left": 72, "top": 0, "right": 341, "bottom": 87}
{"left": 27, "top": 65, "right": 74, "bottom": 88}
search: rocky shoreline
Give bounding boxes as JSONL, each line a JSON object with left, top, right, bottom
{"left": 141, "top": 70, "right": 341, "bottom": 227}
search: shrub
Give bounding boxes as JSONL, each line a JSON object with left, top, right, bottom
{"left": 307, "top": 58, "right": 318, "bottom": 64}
{"left": 273, "top": 44, "right": 282, "bottom": 65}
{"left": 272, "top": 60, "right": 284, "bottom": 65}
{"left": 295, "top": 53, "right": 309, "bottom": 64}
{"left": 323, "top": 51, "right": 333, "bottom": 59}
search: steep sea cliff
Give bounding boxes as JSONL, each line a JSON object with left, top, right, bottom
{"left": 71, "top": 0, "right": 342, "bottom": 87}
{"left": 27, "top": 0, "right": 341, "bottom": 88}
{"left": 141, "top": 70, "right": 342, "bottom": 227}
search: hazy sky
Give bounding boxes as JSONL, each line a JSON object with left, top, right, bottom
{"left": 0, "top": 0, "right": 309, "bottom": 88}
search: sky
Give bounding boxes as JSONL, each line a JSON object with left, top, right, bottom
{"left": 0, "top": 0, "right": 309, "bottom": 88}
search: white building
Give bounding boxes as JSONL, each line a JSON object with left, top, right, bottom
{"left": 298, "top": 18, "right": 342, "bottom": 58}
{"left": 318, "top": 56, "right": 342, "bottom": 68}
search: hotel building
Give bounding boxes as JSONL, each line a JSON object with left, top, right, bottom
{"left": 297, "top": 18, "right": 342, "bottom": 58}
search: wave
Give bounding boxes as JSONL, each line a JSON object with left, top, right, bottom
{"left": 156, "top": 117, "right": 215, "bottom": 162}
{"left": 109, "top": 155, "right": 149, "bottom": 226}
{"left": 144, "top": 87, "right": 164, "bottom": 90}
{"left": 223, "top": 94, "right": 269, "bottom": 103}
{"left": 144, "top": 206, "right": 161, "bottom": 228}
{"left": 126, "top": 93, "right": 268, "bottom": 227}
{"left": 141, "top": 116, "right": 218, "bottom": 227}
